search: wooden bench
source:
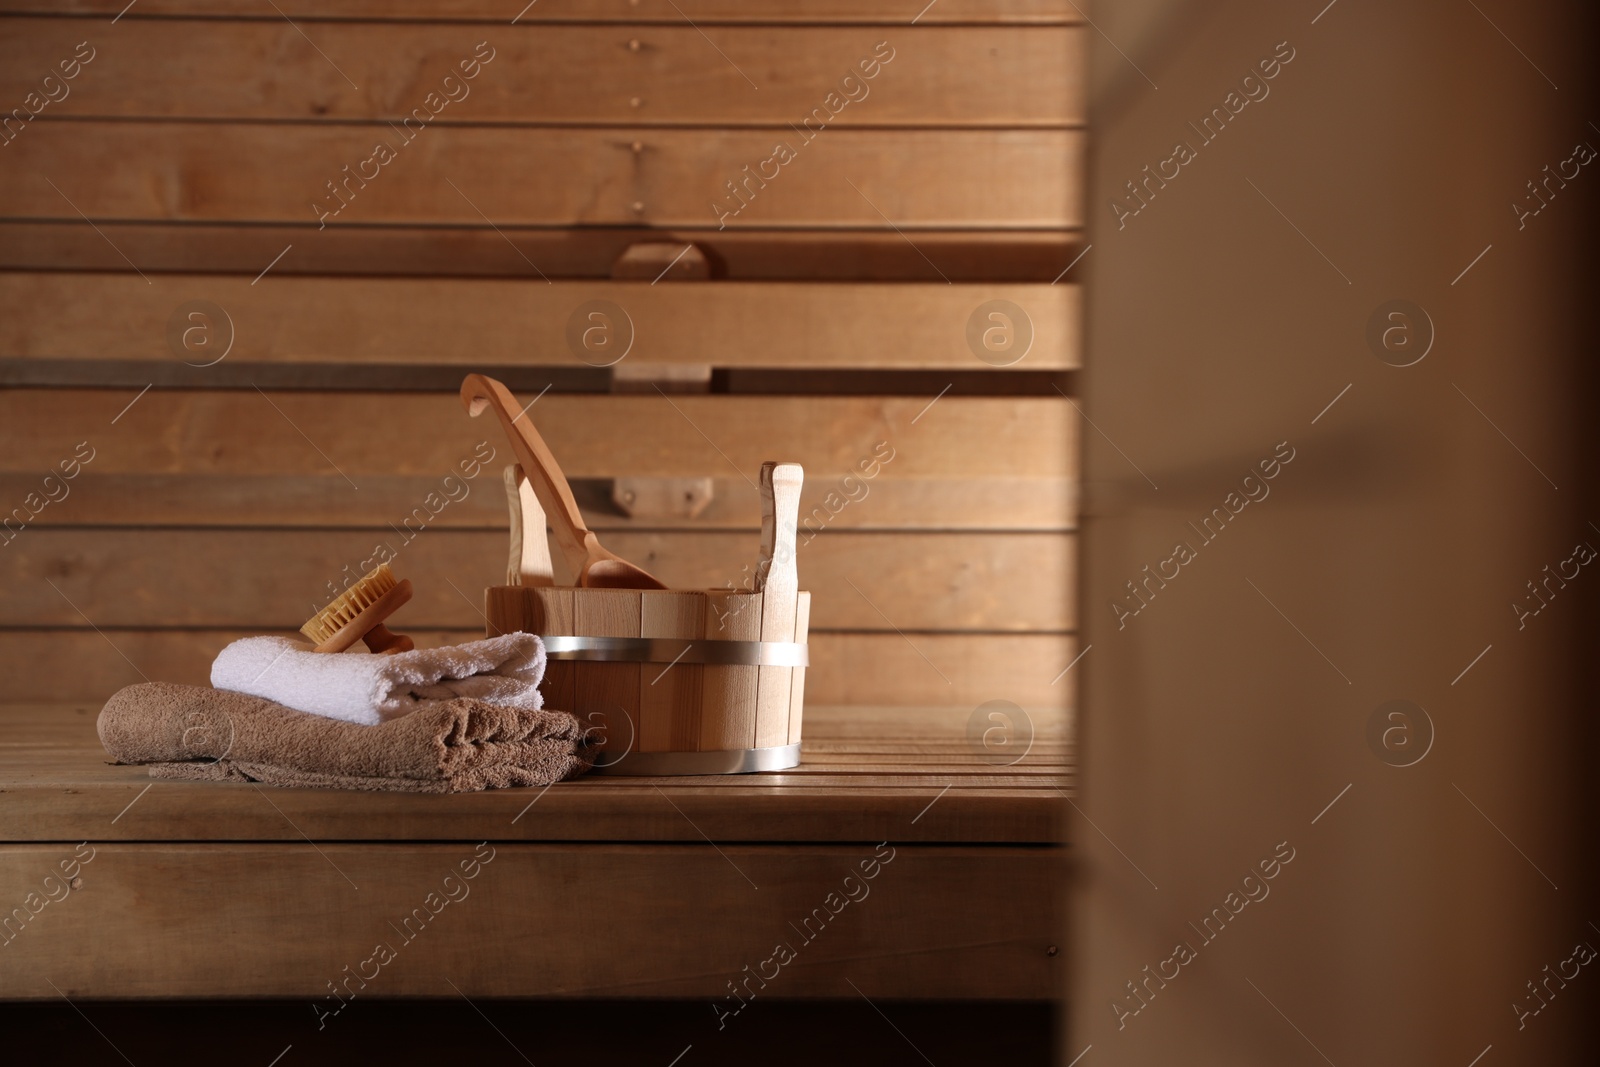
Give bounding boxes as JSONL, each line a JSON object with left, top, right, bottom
{"left": 0, "top": 703, "right": 1065, "bottom": 1001}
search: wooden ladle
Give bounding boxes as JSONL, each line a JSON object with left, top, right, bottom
{"left": 461, "top": 374, "right": 668, "bottom": 590}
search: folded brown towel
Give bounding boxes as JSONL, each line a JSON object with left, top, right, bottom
{"left": 99, "top": 682, "right": 593, "bottom": 793}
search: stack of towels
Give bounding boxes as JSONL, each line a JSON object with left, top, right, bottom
{"left": 98, "top": 633, "right": 593, "bottom": 793}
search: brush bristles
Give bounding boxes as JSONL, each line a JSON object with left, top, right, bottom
{"left": 301, "top": 564, "right": 397, "bottom": 643}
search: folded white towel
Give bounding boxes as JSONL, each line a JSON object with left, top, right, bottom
{"left": 210, "top": 633, "right": 546, "bottom": 726}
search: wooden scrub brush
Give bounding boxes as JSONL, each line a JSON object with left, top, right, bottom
{"left": 300, "top": 564, "right": 415, "bottom": 654}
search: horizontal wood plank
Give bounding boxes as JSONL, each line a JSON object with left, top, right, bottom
{"left": 0, "top": 390, "right": 1075, "bottom": 480}
{"left": 0, "top": 631, "right": 1078, "bottom": 708}
{"left": 0, "top": 841, "right": 1060, "bottom": 999}
{"left": 0, "top": 274, "right": 1081, "bottom": 370}
{"left": 806, "top": 632, "right": 1076, "bottom": 709}
{"left": 0, "top": 1, "right": 1083, "bottom": 23}
{"left": 0, "top": 473, "right": 1076, "bottom": 531}
{"left": 0, "top": 223, "right": 1082, "bottom": 280}
{"left": 0, "top": 124, "right": 1082, "bottom": 228}
{"left": 0, "top": 20, "right": 1083, "bottom": 126}
{"left": 0, "top": 528, "right": 1076, "bottom": 631}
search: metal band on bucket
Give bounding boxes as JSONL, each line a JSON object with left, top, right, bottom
{"left": 540, "top": 635, "right": 809, "bottom": 667}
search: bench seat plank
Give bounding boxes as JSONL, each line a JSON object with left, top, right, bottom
{"left": 0, "top": 704, "right": 1068, "bottom": 844}
{"left": 0, "top": 703, "right": 1064, "bottom": 1000}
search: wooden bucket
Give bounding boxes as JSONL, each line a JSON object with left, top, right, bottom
{"left": 485, "top": 585, "right": 809, "bottom": 774}
{"left": 482, "top": 460, "right": 809, "bottom": 775}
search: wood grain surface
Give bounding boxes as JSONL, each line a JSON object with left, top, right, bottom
{"left": 1, "top": 124, "right": 1082, "bottom": 229}
{"left": 0, "top": 275, "right": 1081, "bottom": 370}
{"left": 0, "top": 20, "right": 1084, "bottom": 126}
{"left": 0, "top": 703, "right": 1069, "bottom": 843}
{"left": 0, "top": 840, "right": 1062, "bottom": 999}
{"left": 0, "top": 0, "right": 1083, "bottom": 22}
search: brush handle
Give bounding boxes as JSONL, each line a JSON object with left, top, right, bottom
{"left": 461, "top": 374, "right": 598, "bottom": 587}
{"left": 362, "top": 624, "right": 414, "bottom": 655}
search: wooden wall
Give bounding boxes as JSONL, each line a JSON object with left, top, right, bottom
{"left": 0, "top": 1, "right": 1082, "bottom": 712}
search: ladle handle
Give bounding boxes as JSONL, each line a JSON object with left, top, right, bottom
{"left": 461, "top": 373, "right": 596, "bottom": 585}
